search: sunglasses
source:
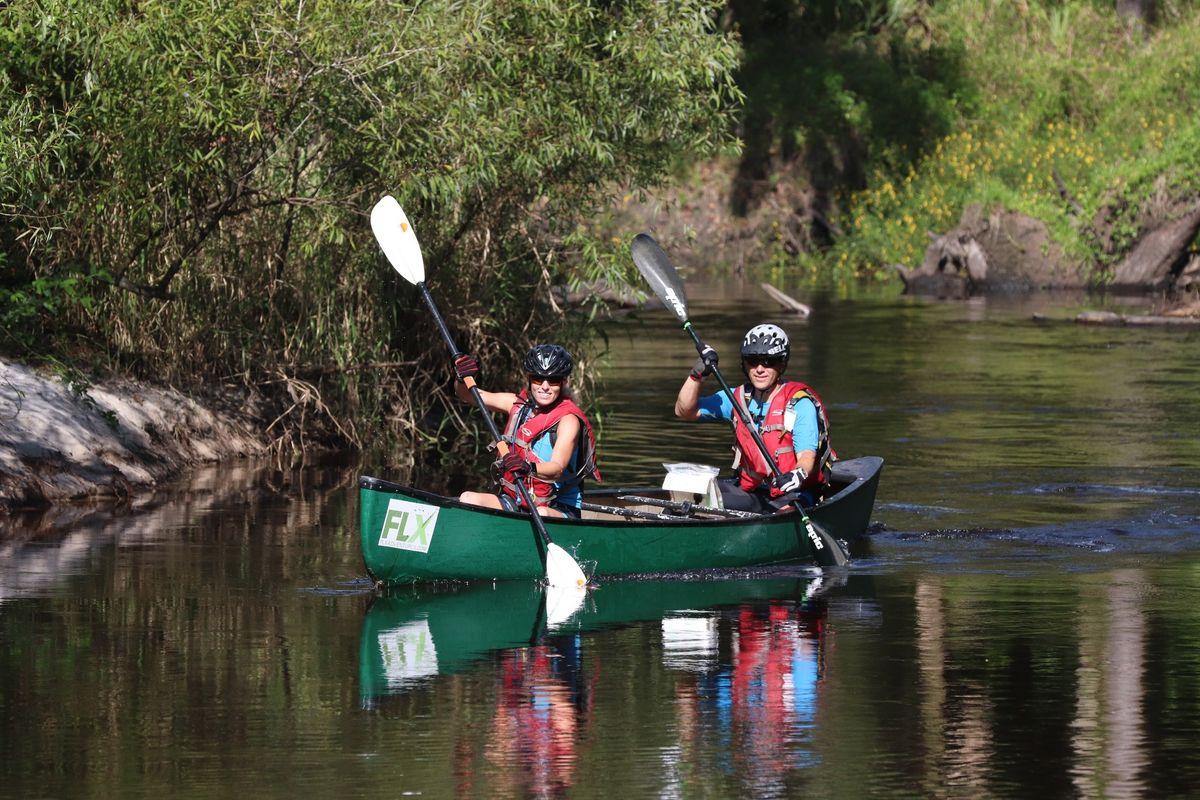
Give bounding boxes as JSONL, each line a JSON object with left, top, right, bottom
{"left": 528, "top": 375, "right": 564, "bottom": 386}
{"left": 743, "top": 356, "right": 785, "bottom": 369}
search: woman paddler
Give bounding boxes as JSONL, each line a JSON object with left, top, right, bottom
{"left": 453, "top": 344, "right": 599, "bottom": 518}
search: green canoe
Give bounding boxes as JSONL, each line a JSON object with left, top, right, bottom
{"left": 359, "top": 456, "right": 882, "bottom": 586}
{"left": 359, "top": 575, "right": 832, "bottom": 701}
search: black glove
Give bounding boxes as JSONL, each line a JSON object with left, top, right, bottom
{"left": 773, "top": 467, "right": 807, "bottom": 494}
{"left": 497, "top": 451, "right": 533, "bottom": 479}
{"left": 453, "top": 353, "right": 480, "bottom": 382}
{"left": 689, "top": 344, "right": 718, "bottom": 380}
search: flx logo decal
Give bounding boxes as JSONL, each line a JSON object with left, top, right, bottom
{"left": 378, "top": 498, "right": 439, "bottom": 553}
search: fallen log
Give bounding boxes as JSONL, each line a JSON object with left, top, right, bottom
{"left": 760, "top": 283, "right": 811, "bottom": 317}
{"left": 1075, "top": 310, "right": 1200, "bottom": 327}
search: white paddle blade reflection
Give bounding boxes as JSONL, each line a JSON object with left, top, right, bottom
{"left": 545, "top": 583, "right": 587, "bottom": 628}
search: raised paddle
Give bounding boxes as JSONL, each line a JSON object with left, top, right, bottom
{"left": 370, "top": 195, "right": 589, "bottom": 591}
{"left": 630, "top": 232, "right": 849, "bottom": 567}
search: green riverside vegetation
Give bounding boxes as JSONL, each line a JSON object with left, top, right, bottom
{"left": 760, "top": 0, "right": 1200, "bottom": 283}
{"left": 0, "top": 0, "right": 739, "bottom": 455}
{"left": 3, "top": 0, "right": 1197, "bottom": 457}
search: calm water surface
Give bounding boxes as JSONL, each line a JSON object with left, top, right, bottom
{"left": 3, "top": 282, "right": 1200, "bottom": 799}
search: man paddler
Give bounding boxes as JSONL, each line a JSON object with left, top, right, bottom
{"left": 674, "top": 323, "right": 834, "bottom": 513}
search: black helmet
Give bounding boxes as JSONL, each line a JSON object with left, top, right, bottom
{"left": 523, "top": 344, "right": 574, "bottom": 378}
{"left": 740, "top": 323, "right": 790, "bottom": 360}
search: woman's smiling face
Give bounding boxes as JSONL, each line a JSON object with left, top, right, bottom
{"left": 528, "top": 375, "right": 564, "bottom": 406}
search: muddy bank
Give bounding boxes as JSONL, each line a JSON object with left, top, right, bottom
{"left": 619, "top": 160, "right": 1200, "bottom": 309}
{"left": 611, "top": 160, "right": 802, "bottom": 272}
{"left": 895, "top": 202, "right": 1200, "bottom": 298}
{"left": 0, "top": 359, "right": 271, "bottom": 510}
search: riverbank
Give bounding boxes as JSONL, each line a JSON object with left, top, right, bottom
{"left": 0, "top": 359, "right": 270, "bottom": 511}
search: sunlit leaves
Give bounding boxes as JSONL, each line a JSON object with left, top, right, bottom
{"left": 0, "top": 0, "right": 739, "bottom": 449}
{"left": 827, "top": 1, "right": 1200, "bottom": 280}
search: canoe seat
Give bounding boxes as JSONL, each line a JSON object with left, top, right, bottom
{"left": 661, "top": 463, "right": 723, "bottom": 509}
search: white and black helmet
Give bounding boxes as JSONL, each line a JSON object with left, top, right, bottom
{"left": 523, "top": 343, "right": 574, "bottom": 378}
{"left": 740, "top": 323, "right": 790, "bottom": 360}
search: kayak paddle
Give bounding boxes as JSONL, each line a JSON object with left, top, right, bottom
{"left": 630, "top": 232, "right": 848, "bottom": 567}
{"left": 370, "top": 195, "right": 589, "bottom": 591}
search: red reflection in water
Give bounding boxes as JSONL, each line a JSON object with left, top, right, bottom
{"left": 452, "top": 599, "right": 827, "bottom": 797}
{"left": 473, "top": 637, "right": 592, "bottom": 798}
{"left": 730, "top": 603, "right": 825, "bottom": 786}
{"left": 664, "top": 599, "right": 827, "bottom": 796}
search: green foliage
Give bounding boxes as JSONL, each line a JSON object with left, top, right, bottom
{"left": 0, "top": 265, "right": 110, "bottom": 352}
{"left": 728, "top": 0, "right": 973, "bottom": 217}
{"left": 0, "top": 0, "right": 740, "bottom": 449}
{"left": 829, "top": 0, "right": 1200, "bottom": 280}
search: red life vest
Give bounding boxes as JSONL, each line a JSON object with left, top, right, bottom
{"left": 498, "top": 390, "right": 600, "bottom": 507}
{"left": 732, "top": 380, "right": 834, "bottom": 497}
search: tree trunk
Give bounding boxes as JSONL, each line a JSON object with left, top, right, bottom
{"left": 1116, "top": 0, "right": 1156, "bottom": 34}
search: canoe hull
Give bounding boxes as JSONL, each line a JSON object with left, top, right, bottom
{"left": 360, "top": 456, "right": 882, "bottom": 585}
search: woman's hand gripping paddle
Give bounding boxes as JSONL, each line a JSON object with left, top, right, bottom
{"left": 630, "top": 233, "right": 848, "bottom": 567}
{"left": 370, "top": 196, "right": 589, "bottom": 592}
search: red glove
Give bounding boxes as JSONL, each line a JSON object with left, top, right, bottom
{"left": 497, "top": 451, "right": 532, "bottom": 478}
{"left": 453, "top": 354, "right": 479, "bottom": 381}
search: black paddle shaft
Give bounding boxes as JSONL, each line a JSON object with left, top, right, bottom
{"left": 415, "top": 283, "right": 555, "bottom": 550}
{"left": 632, "top": 233, "right": 782, "bottom": 481}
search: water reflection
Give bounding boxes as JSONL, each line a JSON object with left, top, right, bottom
{"left": 0, "top": 513, "right": 112, "bottom": 603}
{"left": 484, "top": 639, "right": 591, "bottom": 797}
{"left": 915, "top": 577, "right": 994, "bottom": 796}
{"left": 0, "top": 461, "right": 360, "bottom": 604}
{"left": 359, "top": 582, "right": 549, "bottom": 701}
{"left": 1071, "top": 569, "right": 1149, "bottom": 800}
{"left": 359, "top": 576, "right": 836, "bottom": 799}
{"left": 6, "top": 289, "right": 1200, "bottom": 798}
{"left": 906, "top": 567, "right": 1164, "bottom": 799}
{"left": 681, "top": 596, "right": 829, "bottom": 795}
{"left": 0, "top": 463, "right": 260, "bottom": 603}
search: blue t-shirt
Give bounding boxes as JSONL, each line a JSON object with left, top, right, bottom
{"left": 697, "top": 390, "right": 819, "bottom": 454}
{"left": 529, "top": 429, "right": 582, "bottom": 509}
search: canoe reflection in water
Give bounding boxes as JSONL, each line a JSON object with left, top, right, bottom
{"left": 359, "top": 575, "right": 838, "bottom": 795}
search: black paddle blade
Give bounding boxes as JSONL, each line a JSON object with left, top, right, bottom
{"left": 803, "top": 517, "right": 849, "bottom": 567}
{"left": 630, "top": 233, "right": 689, "bottom": 323}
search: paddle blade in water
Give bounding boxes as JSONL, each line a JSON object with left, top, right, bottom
{"left": 630, "top": 233, "right": 689, "bottom": 323}
{"left": 545, "top": 542, "right": 588, "bottom": 590}
{"left": 545, "top": 582, "right": 587, "bottom": 627}
{"left": 370, "top": 195, "right": 425, "bottom": 284}
{"left": 803, "top": 517, "right": 848, "bottom": 567}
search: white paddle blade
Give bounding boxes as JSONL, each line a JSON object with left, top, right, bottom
{"left": 545, "top": 582, "right": 587, "bottom": 628}
{"left": 370, "top": 195, "right": 425, "bottom": 284}
{"left": 545, "top": 542, "right": 588, "bottom": 590}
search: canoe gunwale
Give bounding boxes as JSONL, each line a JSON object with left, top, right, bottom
{"left": 359, "top": 455, "right": 883, "bottom": 532}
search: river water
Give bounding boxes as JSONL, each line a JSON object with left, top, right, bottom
{"left": 3, "top": 280, "right": 1200, "bottom": 799}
